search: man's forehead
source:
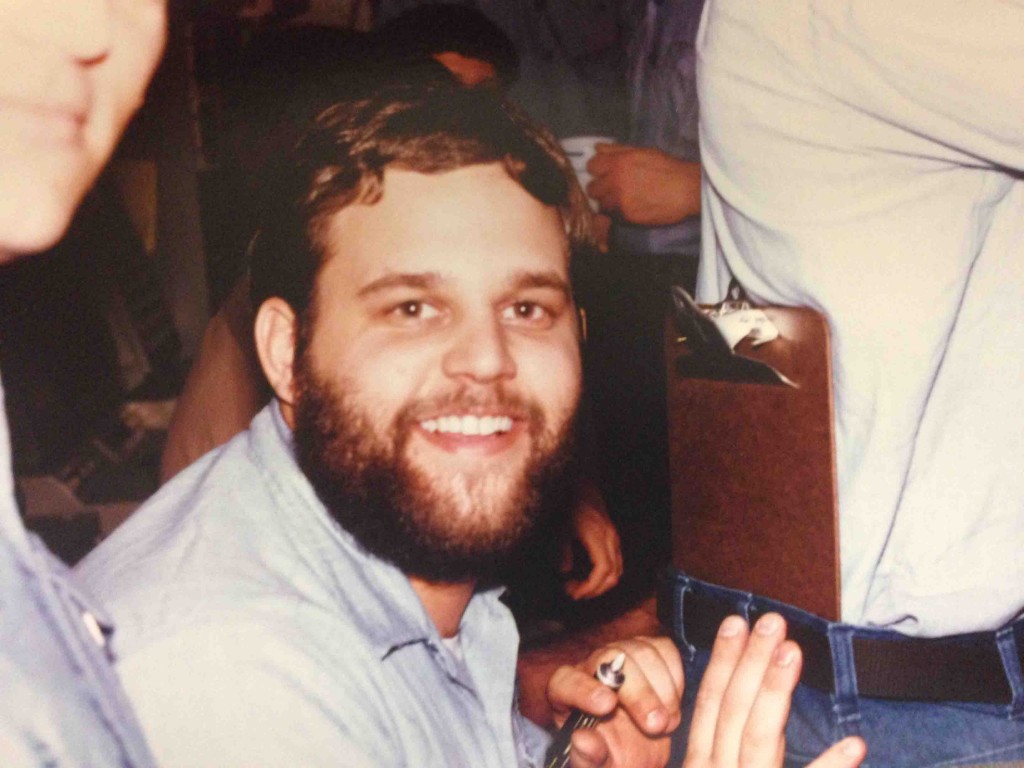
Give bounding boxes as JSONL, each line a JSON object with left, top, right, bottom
{"left": 321, "top": 164, "right": 571, "bottom": 290}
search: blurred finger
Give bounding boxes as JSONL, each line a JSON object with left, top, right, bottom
{"left": 548, "top": 664, "right": 618, "bottom": 722}
{"left": 685, "top": 615, "right": 749, "bottom": 763}
{"left": 586, "top": 152, "right": 613, "bottom": 176}
{"left": 592, "top": 213, "right": 611, "bottom": 253}
{"left": 594, "top": 566, "right": 620, "bottom": 598}
{"left": 806, "top": 737, "right": 867, "bottom": 768}
{"left": 566, "top": 558, "right": 610, "bottom": 600}
{"left": 712, "top": 613, "right": 787, "bottom": 764}
{"left": 586, "top": 175, "right": 611, "bottom": 202}
{"left": 568, "top": 728, "right": 609, "bottom": 768}
{"left": 560, "top": 538, "right": 575, "bottom": 575}
{"left": 594, "top": 141, "right": 630, "bottom": 154}
{"left": 736, "top": 640, "right": 802, "bottom": 766}
{"left": 588, "top": 530, "right": 621, "bottom": 597}
{"left": 586, "top": 186, "right": 619, "bottom": 215}
{"left": 644, "top": 636, "right": 685, "bottom": 700}
{"left": 599, "top": 527, "right": 623, "bottom": 588}
{"left": 612, "top": 638, "right": 684, "bottom": 704}
{"left": 567, "top": 569, "right": 619, "bottom": 601}
{"left": 609, "top": 638, "right": 682, "bottom": 735}
{"left": 605, "top": 529, "right": 623, "bottom": 581}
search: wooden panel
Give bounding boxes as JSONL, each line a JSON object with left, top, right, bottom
{"left": 665, "top": 307, "right": 840, "bottom": 620}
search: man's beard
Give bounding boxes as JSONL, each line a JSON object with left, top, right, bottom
{"left": 291, "top": 361, "right": 578, "bottom": 583}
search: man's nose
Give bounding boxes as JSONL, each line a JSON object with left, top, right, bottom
{"left": 441, "top": 315, "right": 517, "bottom": 384}
{"left": 11, "top": 0, "right": 113, "bottom": 64}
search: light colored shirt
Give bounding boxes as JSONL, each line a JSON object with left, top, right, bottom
{"left": 76, "top": 403, "right": 550, "bottom": 767}
{"left": 0, "top": 377, "right": 155, "bottom": 767}
{"left": 616, "top": 0, "right": 704, "bottom": 258}
{"left": 696, "top": 0, "right": 1024, "bottom": 636}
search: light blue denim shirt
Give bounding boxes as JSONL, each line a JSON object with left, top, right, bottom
{"left": 75, "top": 403, "right": 550, "bottom": 767}
{"left": 0, "top": 378, "right": 156, "bottom": 767}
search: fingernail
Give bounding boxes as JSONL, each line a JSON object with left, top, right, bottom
{"left": 591, "top": 687, "right": 616, "bottom": 709}
{"left": 774, "top": 645, "right": 796, "bottom": 667}
{"left": 841, "top": 737, "right": 863, "bottom": 756}
{"left": 645, "top": 708, "right": 667, "bottom": 731}
{"left": 755, "top": 614, "right": 780, "bottom": 635}
{"left": 718, "top": 616, "right": 744, "bottom": 637}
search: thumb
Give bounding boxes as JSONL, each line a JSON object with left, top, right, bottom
{"left": 568, "top": 729, "right": 610, "bottom": 768}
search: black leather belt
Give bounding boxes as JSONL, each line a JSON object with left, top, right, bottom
{"left": 673, "top": 588, "right": 1022, "bottom": 704}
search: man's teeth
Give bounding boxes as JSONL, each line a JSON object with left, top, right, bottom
{"left": 420, "top": 415, "right": 513, "bottom": 436}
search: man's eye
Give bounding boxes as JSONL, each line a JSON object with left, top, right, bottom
{"left": 390, "top": 301, "right": 440, "bottom": 320}
{"left": 503, "top": 302, "right": 551, "bottom": 325}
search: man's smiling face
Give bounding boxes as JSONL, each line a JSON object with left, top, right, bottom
{"left": 289, "top": 163, "right": 583, "bottom": 580}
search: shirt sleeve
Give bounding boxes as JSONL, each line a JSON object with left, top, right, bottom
{"left": 115, "top": 622, "right": 389, "bottom": 768}
{"left": 513, "top": 707, "right": 553, "bottom": 768}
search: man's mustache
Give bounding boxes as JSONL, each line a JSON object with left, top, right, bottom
{"left": 397, "top": 387, "right": 542, "bottom": 429}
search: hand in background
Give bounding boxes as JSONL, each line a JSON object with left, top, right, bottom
{"left": 586, "top": 144, "right": 701, "bottom": 226}
{"left": 563, "top": 481, "right": 623, "bottom": 600}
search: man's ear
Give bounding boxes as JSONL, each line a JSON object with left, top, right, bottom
{"left": 254, "top": 297, "right": 299, "bottom": 408}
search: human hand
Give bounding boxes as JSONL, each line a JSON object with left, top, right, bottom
{"left": 684, "top": 613, "right": 866, "bottom": 768}
{"left": 593, "top": 213, "right": 612, "bottom": 253}
{"left": 585, "top": 144, "right": 701, "bottom": 226}
{"left": 547, "top": 636, "right": 683, "bottom": 768}
{"left": 562, "top": 482, "right": 623, "bottom": 600}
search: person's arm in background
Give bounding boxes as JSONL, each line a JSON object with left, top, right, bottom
{"left": 586, "top": 144, "right": 701, "bottom": 227}
{"left": 160, "top": 277, "right": 268, "bottom": 482}
{"left": 564, "top": 478, "right": 623, "bottom": 600}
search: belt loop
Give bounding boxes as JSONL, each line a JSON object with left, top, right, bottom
{"left": 997, "top": 625, "right": 1024, "bottom": 718}
{"left": 738, "top": 591, "right": 755, "bottom": 624}
{"left": 827, "top": 625, "right": 862, "bottom": 729}
{"left": 673, "top": 575, "right": 696, "bottom": 661}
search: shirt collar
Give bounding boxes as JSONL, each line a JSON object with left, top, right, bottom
{"left": 247, "top": 403, "right": 507, "bottom": 660}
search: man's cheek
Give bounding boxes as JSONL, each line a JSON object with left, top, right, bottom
{"left": 540, "top": 353, "right": 583, "bottom": 421}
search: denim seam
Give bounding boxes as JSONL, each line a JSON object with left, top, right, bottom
{"left": 739, "top": 591, "right": 754, "bottom": 623}
{"left": 996, "top": 625, "right": 1024, "bottom": 719}
{"left": 677, "top": 578, "right": 696, "bottom": 661}
{"left": 828, "top": 625, "right": 862, "bottom": 728}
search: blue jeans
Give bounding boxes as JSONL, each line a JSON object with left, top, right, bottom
{"left": 663, "top": 573, "right": 1024, "bottom": 767}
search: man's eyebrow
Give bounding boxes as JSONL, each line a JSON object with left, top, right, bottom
{"left": 356, "top": 272, "right": 442, "bottom": 298}
{"left": 507, "top": 270, "right": 572, "bottom": 297}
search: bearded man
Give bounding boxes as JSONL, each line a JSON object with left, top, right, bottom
{"left": 75, "top": 81, "right": 864, "bottom": 768}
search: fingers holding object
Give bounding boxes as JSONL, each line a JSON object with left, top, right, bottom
{"left": 549, "top": 638, "right": 683, "bottom": 736}
{"left": 603, "top": 637, "right": 683, "bottom": 736}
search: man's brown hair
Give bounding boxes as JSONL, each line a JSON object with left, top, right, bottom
{"left": 249, "top": 78, "right": 595, "bottom": 339}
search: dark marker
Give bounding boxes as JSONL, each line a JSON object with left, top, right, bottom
{"left": 543, "top": 652, "right": 627, "bottom": 768}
